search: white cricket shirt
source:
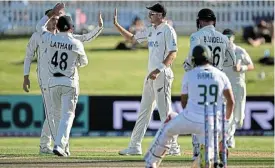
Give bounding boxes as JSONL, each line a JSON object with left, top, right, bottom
{"left": 183, "top": 25, "right": 236, "bottom": 71}
{"left": 24, "top": 15, "right": 103, "bottom": 87}
{"left": 134, "top": 22, "right": 178, "bottom": 72}
{"left": 223, "top": 43, "right": 253, "bottom": 84}
{"left": 181, "top": 65, "right": 231, "bottom": 116}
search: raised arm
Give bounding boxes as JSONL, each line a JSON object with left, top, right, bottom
{"left": 113, "top": 8, "right": 138, "bottom": 42}
{"left": 36, "top": 3, "right": 65, "bottom": 33}
{"left": 73, "top": 11, "right": 104, "bottom": 43}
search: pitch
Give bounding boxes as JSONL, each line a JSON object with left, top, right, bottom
{"left": 0, "top": 136, "right": 273, "bottom": 167}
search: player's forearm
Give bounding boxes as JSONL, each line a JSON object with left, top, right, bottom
{"left": 241, "top": 64, "right": 254, "bottom": 72}
{"left": 78, "top": 55, "right": 88, "bottom": 67}
{"left": 114, "top": 23, "right": 134, "bottom": 41}
{"left": 23, "top": 57, "right": 32, "bottom": 76}
{"left": 156, "top": 51, "right": 177, "bottom": 72}
{"left": 163, "top": 51, "right": 177, "bottom": 66}
{"left": 36, "top": 15, "right": 49, "bottom": 32}
{"left": 75, "top": 26, "right": 104, "bottom": 43}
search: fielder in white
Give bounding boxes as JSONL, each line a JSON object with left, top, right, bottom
{"left": 222, "top": 29, "right": 254, "bottom": 148}
{"left": 23, "top": 4, "right": 103, "bottom": 154}
{"left": 183, "top": 8, "right": 237, "bottom": 159}
{"left": 36, "top": 6, "right": 90, "bottom": 156}
{"left": 114, "top": 3, "right": 180, "bottom": 155}
{"left": 144, "top": 45, "right": 235, "bottom": 168}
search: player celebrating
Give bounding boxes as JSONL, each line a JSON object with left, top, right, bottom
{"left": 183, "top": 8, "right": 237, "bottom": 159}
{"left": 222, "top": 29, "right": 254, "bottom": 148}
{"left": 114, "top": 3, "right": 180, "bottom": 155}
{"left": 144, "top": 45, "right": 235, "bottom": 168}
{"left": 23, "top": 3, "right": 103, "bottom": 155}
{"left": 36, "top": 6, "right": 89, "bottom": 156}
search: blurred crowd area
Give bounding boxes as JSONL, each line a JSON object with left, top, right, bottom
{"left": 0, "top": 0, "right": 274, "bottom": 48}
{"left": 243, "top": 15, "right": 274, "bottom": 47}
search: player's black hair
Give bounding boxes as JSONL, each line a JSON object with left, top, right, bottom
{"left": 57, "top": 15, "right": 74, "bottom": 32}
{"left": 192, "top": 45, "right": 212, "bottom": 66}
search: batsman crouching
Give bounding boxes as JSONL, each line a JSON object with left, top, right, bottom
{"left": 144, "top": 45, "right": 235, "bottom": 168}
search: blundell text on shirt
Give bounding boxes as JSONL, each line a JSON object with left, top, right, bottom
{"left": 204, "top": 36, "right": 224, "bottom": 44}
{"left": 50, "top": 41, "right": 73, "bottom": 50}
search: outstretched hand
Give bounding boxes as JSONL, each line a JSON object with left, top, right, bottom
{"left": 98, "top": 11, "right": 103, "bottom": 27}
{"left": 52, "top": 2, "right": 65, "bottom": 16}
{"left": 113, "top": 8, "right": 118, "bottom": 25}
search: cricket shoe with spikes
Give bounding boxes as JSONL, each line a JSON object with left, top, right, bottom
{"left": 39, "top": 146, "right": 54, "bottom": 155}
{"left": 53, "top": 145, "right": 68, "bottom": 157}
{"left": 118, "top": 147, "right": 142, "bottom": 155}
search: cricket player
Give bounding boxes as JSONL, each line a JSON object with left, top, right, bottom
{"left": 23, "top": 4, "right": 103, "bottom": 154}
{"left": 182, "top": 8, "right": 237, "bottom": 159}
{"left": 114, "top": 3, "right": 180, "bottom": 155}
{"left": 222, "top": 29, "right": 254, "bottom": 148}
{"left": 144, "top": 45, "right": 235, "bottom": 168}
{"left": 36, "top": 6, "right": 89, "bottom": 156}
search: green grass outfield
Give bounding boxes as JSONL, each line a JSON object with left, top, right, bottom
{"left": 0, "top": 36, "right": 273, "bottom": 95}
{"left": 0, "top": 136, "right": 273, "bottom": 167}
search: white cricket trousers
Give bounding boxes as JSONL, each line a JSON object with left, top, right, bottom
{"left": 128, "top": 69, "right": 178, "bottom": 149}
{"left": 145, "top": 111, "right": 216, "bottom": 166}
{"left": 40, "top": 86, "right": 55, "bottom": 148}
{"left": 49, "top": 85, "right": 78, "bottom": 150}
{"left": 228, "top": 83, "right": 246, "bottom": 137}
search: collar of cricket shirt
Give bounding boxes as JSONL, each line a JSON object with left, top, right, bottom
{"left": 200, "top": 25, "right": 215, "bottom": 31}
{"left": 153, "top": 21, "right": 167, "bottom": 30}
{"left": 58, "top": 32, "right": 73, "bottom": 37}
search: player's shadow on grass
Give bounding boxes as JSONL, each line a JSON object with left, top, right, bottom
{"left": 89, "top": 48, "right": 145, "bottom": 52}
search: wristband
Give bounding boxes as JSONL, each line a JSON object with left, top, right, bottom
{"left": 240, "top": 65, "right": 248, "bottom": 72}
{"left": 157, "top": 63, "right": 167, "bottom": 72}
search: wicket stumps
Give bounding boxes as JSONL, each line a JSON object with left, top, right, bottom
{"left": 204, "top": 102, "right": 227, "bottom": 168}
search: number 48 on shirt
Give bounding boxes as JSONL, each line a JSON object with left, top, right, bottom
{"left": 51, "top": 51, "right": 68, "bottom": 71}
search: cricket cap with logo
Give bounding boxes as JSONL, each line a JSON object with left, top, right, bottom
{"left": 222, "top": 28, "right": 235, "bottom": 38}
{"left": 146, "top": 3, "right": 167, "bottom": 17}
{"left": 57, "top": 15, "right": 74, "bottom": 32}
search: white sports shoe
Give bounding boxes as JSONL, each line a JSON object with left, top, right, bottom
{"left": 53, "top": 145, "right": 68, "bottom": 157}
{"left": 65, "top": 144, "right": 71, "bottom": 156}
{"left": 227, "top": 136, "right": 235, "bottom": 148}
{"left": 145, "top": 162, "right": 157, "bottom": 168}
{"left": 65, "top": 149, "right": 71, "bottom": 156}
{"left": 118, "top": 147, "right": 142, "bottom": 155}
{"left": 167, "top": 145, "right": 181, "bottom": 156}
{"left": 39, "top": 146, "right": 53, "bottom": 155}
